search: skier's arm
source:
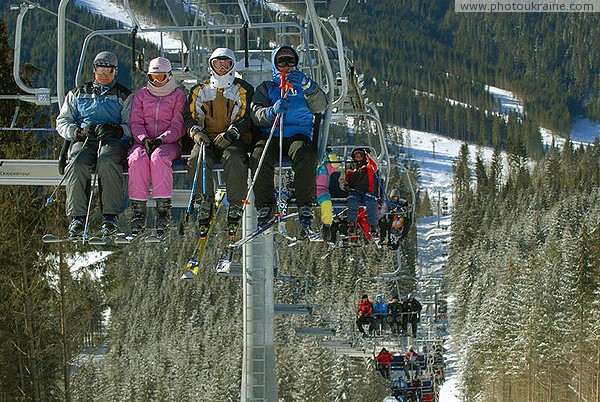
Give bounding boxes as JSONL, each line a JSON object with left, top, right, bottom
{"left": 251, "top": 83, "right": 275, "bottom": 127}
{"left": 305, "top": 85, "right": 328, "bottom": 114}
{"left": 55, "top": 90, "right": 80, "bottom": 141}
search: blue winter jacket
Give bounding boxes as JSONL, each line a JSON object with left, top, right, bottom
{"left": 373, "top": 294, "right": 389, "bottom": 316}
{"left": 251, "top": 45, "right": 328, "bottom": 140}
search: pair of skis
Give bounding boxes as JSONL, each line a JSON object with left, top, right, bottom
{"left": 180, "top": 190, "right": 227, "bottom": 280}
{"left": 42, "top": 229, "right": 169, "bottom": 246}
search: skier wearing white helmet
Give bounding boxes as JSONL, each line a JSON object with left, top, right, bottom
{"left": 184, "top": 48, "right": 255, "bottom": 237}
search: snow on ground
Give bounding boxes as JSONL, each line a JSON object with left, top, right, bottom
{"left": 44, "top": 250, "right": 111, "bottom": 289}
{"left": 404, "top": 129, "right": 506, "bottom": 212}
{"left": 486, "top": 85, "right": 523, "bottom": 115}
{"left": 74, "top": 0, "right": 185, "bottom": 51}
{"left": 569, "top": 118, "right": 600, "bottom": 144}
{"left": 541, "top": 118, "right": 600, "bottom": 149}
{"left": 404, "top": 93, "right": 599, "bottom": 400}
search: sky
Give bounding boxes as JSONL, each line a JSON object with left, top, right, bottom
{"left": 67, "top": 2, "right": 600, "bottom": 401}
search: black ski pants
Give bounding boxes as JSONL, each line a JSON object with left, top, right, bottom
{"left": 250, "top": 135, "right": 317, "bottom": 209}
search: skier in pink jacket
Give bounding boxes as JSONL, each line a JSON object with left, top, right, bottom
{"left": 128, "top": 57, "right": 187, "bottom": 237}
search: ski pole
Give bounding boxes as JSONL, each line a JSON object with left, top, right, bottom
{"left": 82, "top": 139, "right": 103, "bottom": 241}
{"left": 43, "top": 135, "right": 91, "bottom": 209}
{"left": 242, "top": 85, "right": 290, "bottom": 213}
{"left": 185, "top": 142, "right": 204, "bottom": 220}
{"left": 242, "top": 114, "right": 279, "bottom": 212}
{"left": 201, "top": 141, "right": 207, "bottom": 198}
{"left": 277, "top": 71, "right": 287, "bottom": 219}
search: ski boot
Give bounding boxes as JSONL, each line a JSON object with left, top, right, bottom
{"left": 68, "top": 216, "right": 85, "bottom": 238}
{"left": 369, "top": 225, "right": 379, "bottom": 241}
{"left": 100, "top": 214, "right": 119, "bottom": 237}
{"left": 256, "top": 206, "right": 275, "bottom": 229}
{"left": 321, "top": 224, "right": 332, "bottom": 243}
{"left": 227, "top": 204, "right": 243, "bottom": 238}
{"left": 298, "top": 206, "right": 314, "bottom": 240}
{"left": 155, "top": 198, "right": 171, "bottom": 238}
{"left": 130, "top": 200, "right": 147, "bottom": 237}
{"left": 196, "top": 199, "right": 214, "bottom": 238}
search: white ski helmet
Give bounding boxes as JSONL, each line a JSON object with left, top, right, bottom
{"left": 209, "top": 48, "right": 236, "bottom": 89}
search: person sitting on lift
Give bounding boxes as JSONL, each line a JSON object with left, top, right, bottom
{"left": 379, "top": 189, "right": 412, "bottom": 249}
{"left": 184, "top": 48, "right": 255, "bottom": 237}
{"left": 340, "top": 148, "right": 379, "bottom": 241}
{"left": 316, "top": 149, "right": 343, "bottom": 242}
{"left": 250, "top": 45, "right": 329, "bottom": 239}
{"left": 55, "top": 51, "right": 132, "bottom": 238}
{"left": 356, "top": 294, "right": 376, "bottom": 338}
{"left": 386, "top": 294, "right": 403, "bottom": 335}
{"left": 372, "top": 294, "right": 388, "bottom": 335}
{"left": 128, "top": 57, "right": 187, "bottom": 238}
{"left": 375, "top": 347, "right": 394, "bottom": 379}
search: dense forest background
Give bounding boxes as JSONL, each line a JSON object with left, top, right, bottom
{"left": 448, "top": 142, "right": 600, "bottom": 401}
{"left": 0, "top": 0, "right": 599, "bottom": 401}
{"left": 342, "top": 1, "right": 600, "bottom": 150}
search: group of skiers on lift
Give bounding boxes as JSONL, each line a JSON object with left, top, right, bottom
{"left": 317, "top": 149, "right": 413, "bottom": 247}
{"left": 55, "top": 46, "right": 411, "bottom": 243}
{"left": 375, "top": 343, "right": 446, "bottom": 401}
{"left": 356, "top": 293, "right": 422, "bottom": 338}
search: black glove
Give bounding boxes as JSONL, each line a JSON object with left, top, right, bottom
{"left": 74, "top": 125, "right": 95, "bottom": 142}
{"left": 96, "top": 123, "right": 124, "bottom": 140}
{"left": 213, "top": 128, "right": 240, "bottom": 149}
{"left": 143, "top": 138, "right": 163, "bottom": 154}
{"left": 142, "top": 138, "right": 154, "bottom": 154}
{"left": 150, "top": 138, "right": 162, "bottom": 153}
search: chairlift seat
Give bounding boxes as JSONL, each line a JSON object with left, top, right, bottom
{"left": 390, "top": 355, "right": 405, "bottom": 371}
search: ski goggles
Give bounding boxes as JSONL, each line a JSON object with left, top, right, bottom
{"left": 275, "top": 56, "right": 297, "bottom": 68}
{"left": 210, "top": 57, "right": 234, "bottom": 74}
{"left": 147, "top": 72, "right": 170, "bottom": 85}
{"left": 94, "top": 66, "right": 116, "bottom": 75}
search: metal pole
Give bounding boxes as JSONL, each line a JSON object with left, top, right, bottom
{"left": 241, "top": 190, "right": 278, "bottom": 401}
{"left": 57, "top": 0, "right": 71, "bottom": 108}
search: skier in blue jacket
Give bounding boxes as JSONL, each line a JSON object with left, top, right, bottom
{"left": 56, "top": 51, "right": 132, "bottom": 237}
{"left": 372, "top": 294, "right": 389, "bottom": 334}
{"left": 250, "top": 45, "right": 328, "bottom": 238}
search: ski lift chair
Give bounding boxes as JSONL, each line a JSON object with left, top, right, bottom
{"left": 390, "top": 354, "right": 405, "bottom": 372}
{"left": 420, "top": 379, "right": 435, "bottom": 401}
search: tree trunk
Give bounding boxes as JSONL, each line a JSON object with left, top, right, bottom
{"left": 59, "top": 244, "right": 71, "bottom": 402}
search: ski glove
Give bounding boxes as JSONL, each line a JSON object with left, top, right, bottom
{"left": 74, "top": 125, "right": 95, "bottom": 142}
{"left": 287, "top": 69, "right": 317, "bottom": 94}
{"left": 213, "top": 127, "right": 240, "bottom": 149}
{"left": 96, "top": 123, "right": 124, "bottom": 140}
{"left": 267, "top": 98, "right": 290, "bottom": 120}
{"left": 142, "top": 138, "right": 162, "bottom": 154}
{"left": 190, "top": 126, "right": 210, "bottom": 145}
{"left": 142, "top": 138, "right": 154, "bottom": 154}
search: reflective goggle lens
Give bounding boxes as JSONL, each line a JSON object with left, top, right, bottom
{"left": 275, "top": 57, "right": 297, "bottom": 68}
{"left": 147, "top": 73, "right": 169, "bottom": 84}
{"left": 95, "top": 66, "right": 116, "bottom": 75}
{"left": 211, "top": 58, "right": 233, "bottom": 72}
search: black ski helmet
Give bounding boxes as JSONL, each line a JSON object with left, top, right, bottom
{"left": 351, "top": 148, "right": 366, "bottom": 158}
